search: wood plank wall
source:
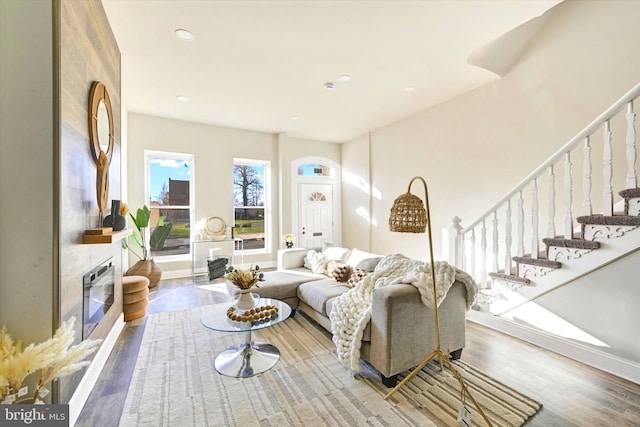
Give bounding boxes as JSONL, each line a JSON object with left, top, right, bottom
{"left": 59, "top": 0, "right": 122, "bottom": 402}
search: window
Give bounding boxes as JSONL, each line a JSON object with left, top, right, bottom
{"left": 146, "top": 151, "right": 194, "bottom": 258}
{"left": 297, "top": 163, "right": 334, "bottom": 177}
{"left": 233, "top": 159, "right": 269, "bottom": 251}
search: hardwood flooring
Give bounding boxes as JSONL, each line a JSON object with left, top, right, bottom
{"left": 76, "top": 276, "right": 640, "bottom": 426}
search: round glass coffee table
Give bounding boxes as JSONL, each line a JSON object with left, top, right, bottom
{"left": 200, "top": 298, "right": 292, "bottom": 378}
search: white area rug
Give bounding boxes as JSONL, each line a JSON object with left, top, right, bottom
{"left": 119, "top": 306, "right": 541, "bottom": 426}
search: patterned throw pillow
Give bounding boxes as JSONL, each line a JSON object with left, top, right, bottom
{"left": 346, "top": 269, "right": 369, "bottom": 288}
{"left": 331, "top": 262, "right": 353, "bottom": 282}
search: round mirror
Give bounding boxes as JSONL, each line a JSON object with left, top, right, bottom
{"left": 88, "top": 81, "right": 114, "bottom": 214}
{"left": 97, "top": 100, "right": 110, "bottom": 153}
{"left": 89, "top": 81, "right": 114, "bottom": 164}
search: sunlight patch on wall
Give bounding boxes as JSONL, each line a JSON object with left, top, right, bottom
{"left": 499, "top": 295, "right": 609, "bottom": 348}
{"left": 344, "top": 172, "right": 381, "bottom": 200}
{"left": 356, "top": 207, "right": 378, "bottom": 227}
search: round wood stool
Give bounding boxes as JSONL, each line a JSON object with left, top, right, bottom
{"left": 122, "top": 275, "right": 149, "bottom": 321}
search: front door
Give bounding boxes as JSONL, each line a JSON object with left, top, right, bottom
{"left": 299, "top": 183, "right": 334, "bottom": 248}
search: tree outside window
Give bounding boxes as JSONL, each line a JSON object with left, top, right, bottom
{"left": 233, "top": 161, "right": 268, "bottom": 251}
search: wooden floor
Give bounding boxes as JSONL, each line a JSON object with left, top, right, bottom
{"left": 76, "top": 276, "right": 640, "bottom": 427}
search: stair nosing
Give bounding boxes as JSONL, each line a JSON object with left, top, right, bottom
{"left": 542, "top": 238, "right": 601, "bottom": 250}
{"left": 576, "top": 215, "right": 640, "bottom": 226}
{"left": 488, "top": 272, "right": 531, "bottom": 285}
{"left": 512, "top": 256, "right": 561, "bottom": 268}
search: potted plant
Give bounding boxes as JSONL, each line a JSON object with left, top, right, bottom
{"left": 283, "top": 233, "right": 295, "bottom": 248}
{"left": 122, "top": 205, "right": 173, "bottom": 288}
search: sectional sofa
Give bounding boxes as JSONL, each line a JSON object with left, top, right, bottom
{"left": 252, "top": 247, "right": 472, "bottom": 386}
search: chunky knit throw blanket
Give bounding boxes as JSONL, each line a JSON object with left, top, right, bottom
{"left": 329, "top": 254, "right": 478, "bottom": 373}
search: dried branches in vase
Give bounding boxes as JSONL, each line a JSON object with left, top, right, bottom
{"left": 225, "top": 265, "right": 264, "bottom": 290}
{"left": 0, "top": 317, "right": 101, "bottom": 404}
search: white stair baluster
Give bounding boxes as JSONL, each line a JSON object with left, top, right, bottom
{"left": 492, "top": 211, "right": 499, "bottom": 273}
{"left": 603, "top": 120, "right": 614, "bottom": 216}
{"left": 626, "top": 101, "right": 637, "bottom": 189}
{"left": 564, "top": 152, "right": 573, "bottom": 239}
{"left": 583, "top": 136, "right": 592, "bottom": 215}
{"left": 531, "top": 179, "right": 539, "bottom": 259}
{"left": 470, "top": 228, "right": 476, "bottom": 280}
{"left": 517, "top": 190, "right": 525, "bottom": 257}
{"left": 547, "top": 166, "right": 556, "bottom": 238}
{"left": 504, "top": 200, "right": 512, "bottom": 275}
{"left": 481, "top": 220, "right": 487, "bottom": 287}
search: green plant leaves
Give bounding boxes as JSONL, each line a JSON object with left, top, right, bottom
{"left": 150, "top": 223, "right": 173, "bottom": 250}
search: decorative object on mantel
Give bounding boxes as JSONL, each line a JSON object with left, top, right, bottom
{"left": 88, "top": 81, "right": 114, "bottom": 227}
{"left": 102, "top": 199, "right": 127, "bottom": 231}
{"left": 386, "top": 176, "right": 493, "bottom": 426}
{"left": 283, "top": 233, "right": 294, "bottom": 248}
{"left": 225, "top": 265, "right": 264, "bottom": 310}
{"left": 0, "top": 317, "right": 101, "bottom": 404}
{"left": 123, "top": 205, "right": 173, "bottom": 288}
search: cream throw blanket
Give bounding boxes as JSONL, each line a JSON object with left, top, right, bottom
{"left": 329, "top": 254, "right": 478, "bottom": 373}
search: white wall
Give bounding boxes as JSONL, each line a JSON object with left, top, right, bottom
{"left": 0, "top": 0, "right": 55, "bottom": 345}
{"left": 127, "top": 114, "right": 340, "bottom": 274}
{"left": 534, "top": 249, "right": 640, "bottom": 362}
{"left": 341, "top": 0, "right": 640, "bottom": 261}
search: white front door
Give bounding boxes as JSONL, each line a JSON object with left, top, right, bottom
{"left": 299, "top": 183, "right": 334, "bottom": 248}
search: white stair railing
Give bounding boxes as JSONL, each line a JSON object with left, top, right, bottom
{"left": 446, "top": 83, "right": 639, "bottom": 286}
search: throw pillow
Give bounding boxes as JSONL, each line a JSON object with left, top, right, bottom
{"left": 345, "top": 248, "right": 380, "bottom": 268}
{"left": 322, "top": 246, "right": 352, "bottom": 263}
{"left": 326, "top": 261, "right": 352, "bottom": 282}
{"left": 355, "top": 257, "right": 383, "bottom": 272}
{"left": 304, "top": 250, "right": 327, "bottom": 274}
{"left": 346, "top": 268, "right": 369, "bottom": 288}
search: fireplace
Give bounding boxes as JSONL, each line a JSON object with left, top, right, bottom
{"left": 82, "top": 257, "right": 114, "bottom": 339}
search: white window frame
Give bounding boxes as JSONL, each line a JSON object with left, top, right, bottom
{"left": 144, "top": 150, "right": 195, "bottom": 262}
{"left": 233, "top": 158, "right": 270, "bottom": 255}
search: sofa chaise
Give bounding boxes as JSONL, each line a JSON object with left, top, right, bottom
{"left": 251, "top": 247, "right": 473, "bottom": 386}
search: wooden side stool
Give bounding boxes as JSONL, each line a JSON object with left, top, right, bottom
{"left": 122, "top": 275, "right": 149, "bottom": 321}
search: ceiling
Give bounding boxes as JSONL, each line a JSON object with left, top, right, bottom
{"left": 102, "top": 0, "right": 562, "bottom": 143}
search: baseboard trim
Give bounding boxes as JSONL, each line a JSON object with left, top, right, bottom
{"left": 68, "top": 314, "right": 125, "bottom": 426}
{"left": 467, "top": 310, "right": 640, "bottom": 385}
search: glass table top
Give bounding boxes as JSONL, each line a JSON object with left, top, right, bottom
{"left": 200, "top": 298, "right": 292, "bottom": 333}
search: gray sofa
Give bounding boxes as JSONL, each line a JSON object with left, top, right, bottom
{"left": 252, "top": 247, "right": 470, "bottom": 386}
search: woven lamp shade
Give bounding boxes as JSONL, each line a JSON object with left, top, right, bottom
{"left": 389, "top": 192, "right": 427, "bottom": 233}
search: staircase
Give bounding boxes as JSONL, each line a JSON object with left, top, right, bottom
{"left": 445, "top": 82, "right": 640, "bottom": 383}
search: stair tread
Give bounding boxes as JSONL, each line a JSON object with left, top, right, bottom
{"left": 542, "top": 238, "right": 601, "bottom": 250}
{"left": 576, "top": 214, "right": 640, "bottom": 226}
{"left": 619, "top": 188, "right": 640, "bottom": 199}
{"left": 513, "top": 256, "right": 562, "bottom": 268}
{"left": 488, "top": 272, "right": 531, "bottom": 285}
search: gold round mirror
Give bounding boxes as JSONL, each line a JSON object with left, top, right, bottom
{"left": 88, "top": 81, "right": 114, "bottom": 214}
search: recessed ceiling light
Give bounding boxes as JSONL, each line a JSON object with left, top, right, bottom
{"left": 290, "top": 116, "right": 299, "bottom": 120}
{"left": 338, "top": 75, "right": 351, "bottom": 82}
{"left": 176, "top": 95, "right": 190, "bottom": 102}
{"left": 175, "top": 29, "right": 194, "bottom": 41}
{"left": 404, "top": 86, "right": 416, "bottom": 92}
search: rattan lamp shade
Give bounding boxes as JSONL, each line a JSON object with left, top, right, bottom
{"left": 389, "top": 192, "right": 427, "bottom": 233}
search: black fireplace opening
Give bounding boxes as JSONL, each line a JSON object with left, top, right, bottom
{"left": 83, "top": 257, "right": 115, "bottom": 340}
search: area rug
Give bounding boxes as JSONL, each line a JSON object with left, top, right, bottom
{"left": 119, "top": 306, "right": 541, "bottom": 426}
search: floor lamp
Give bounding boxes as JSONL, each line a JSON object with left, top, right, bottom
{"left": 386, "top": 176, "right": 493, "bottom": 427}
